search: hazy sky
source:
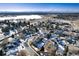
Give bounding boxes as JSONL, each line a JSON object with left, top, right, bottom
{"left": 0, "top": 3, "right": 79, "bottom": 12}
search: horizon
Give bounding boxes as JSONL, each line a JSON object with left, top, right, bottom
{"left": 0, "top": 11, "right": 79, "bottom": 13}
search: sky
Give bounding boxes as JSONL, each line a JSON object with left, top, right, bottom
{"left": 0, "top": 3, "right": 79, "bottom": 13}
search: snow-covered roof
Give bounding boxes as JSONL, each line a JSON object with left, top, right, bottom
{"left": 0, "top": 15, "right": 42, "bottom": 21}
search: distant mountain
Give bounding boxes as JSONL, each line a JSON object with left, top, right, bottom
{"left": 0, "top": 11, "right": 79, "bottom": 15}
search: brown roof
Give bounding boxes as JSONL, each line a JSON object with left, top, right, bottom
{"left": 17, "top": 50, "right": 29, "bottom": 56}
